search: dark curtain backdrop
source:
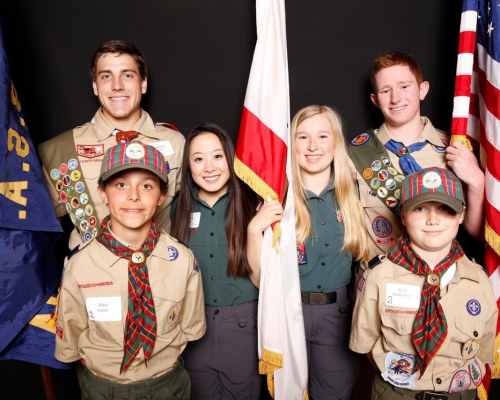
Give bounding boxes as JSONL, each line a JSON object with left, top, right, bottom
{"left": 3, "top": 2, "right": 497, "bottom": 400}
{"left": 0, "top": 1, "right": 461, "bottom": 145}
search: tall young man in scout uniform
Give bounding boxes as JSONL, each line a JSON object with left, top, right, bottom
{"left": 348, "top": 52, "right": 484, "bottom": 257}
{"left": 38, "top": 40, "right": 184, "bottom": 249}
{"left": 350, "top": 167, "right": 497, "bottom": 399}
{"left": 55, "top": 141, "right": 205, "bottom": 399}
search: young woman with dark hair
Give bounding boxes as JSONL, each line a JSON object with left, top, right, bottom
{"left": 170, "top": 123, "right": 261, "bottom": 399}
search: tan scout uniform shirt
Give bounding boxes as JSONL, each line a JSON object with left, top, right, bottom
{"left": 350, "top": 256, "right": 498, "bottom": 392}
{"left": 41, "top": 109, "right": 184, "bottom": 248}
{"left": 350, "top": 118, "right": 450, "bottom": 258}
{"left": 55, "top": 234, "right": 206, "bottom": 384}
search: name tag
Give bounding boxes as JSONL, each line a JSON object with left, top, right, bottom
{"left": 85, "top": 297, "right": 122, "bottom": 321}
{"left": 190, "top": 212, "right": 201, "bottom": 228}
{"left": 150, "top": 141, "right": 175, "bottom": 157}
{"left": 385, "top": 283, "right": 420, "bottom": 309}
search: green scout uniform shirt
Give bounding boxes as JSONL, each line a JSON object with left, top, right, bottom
{"left": 172, "top": 191, "right": 258, "bottom": 307}
{"left": 300, "top": 179, "right": 352, "bottom": 292}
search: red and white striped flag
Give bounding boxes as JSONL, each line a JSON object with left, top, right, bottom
{"left": 452, "top": 0, "right": 500, "bottom": 397}
{"left": 235, "top": 0, "right": 308, "bottom": 398}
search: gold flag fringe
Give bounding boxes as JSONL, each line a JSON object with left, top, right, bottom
{"left": 29, "top": 296, "right": 58, "bottom": 334}
{"left": 234, "top": 157, "right": 282, "bottom": 251}
{"left": 477, "top": 383, "right": 487, "bottom": 400}
{"left": 485, "top": 221, "right": 500, "bottom": 258}
{"left": 493, "top": 332, "right": 500, "bottom": 379}
{"left": 450, "top": 135, "right": 473, "bottom": 151}
{"left": 259, "top": 348, "right": 283, "bottom": 399}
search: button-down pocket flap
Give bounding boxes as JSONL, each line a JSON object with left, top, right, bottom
{"left": 381, "top": 315, "right": 414, "bottom": 335}
{"left": 455, "top": 319, "right": 485, "bottom": 339}
{"left": 152, "top": 279, "right": 186, "bottom": 302}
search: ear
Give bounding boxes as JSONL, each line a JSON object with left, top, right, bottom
{"left": 141, "top": 77, "right": 148, "bottom": 94}
{"left": 459, "top": 208, "right": 466, "bottom": 224}
{"left": 401, "top": 210, "right": 407, "bottom": 227}
{"left": 92, "top": 81, "right": 98, "bottom": 96}
{"left": 97, "top": 186, "right": 108, "bottom": 205}
{"left": 419, "top": 81, "right": 430, "bottom": 101}
{"left": 157, "top": 192, "right": 167, "bottom": 207}
{"left": 370, "top": 93, "right": 380, "bottom": 108}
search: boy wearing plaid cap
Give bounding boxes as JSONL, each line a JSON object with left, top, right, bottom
{"left": 55, "top": 141, "right": 206, "bottom": 400}
{"left": 350, "top": 167, "right": 497, "bottom": 399}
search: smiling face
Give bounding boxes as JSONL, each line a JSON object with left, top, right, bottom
{"left": 92, "top": 53, "right": 147, "bottom": 130}
{"left": 402, "top": 201, "right": 464, "bottom": 264}
{"left": 98, "top": 169, "right": 165, "bottom": 244}
{"left": 294, "top": 113, "right": 335, "bottom": 184}
{"left": 189, "top": 132, "right": 230, "bottom": 206}
{"left": 370, "top": 65, "right": 429, "bottom": 132}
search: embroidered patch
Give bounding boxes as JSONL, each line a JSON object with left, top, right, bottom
{"left": 168, "top": 246, "right": 179, "bottom": 261}
{"left": 89, "top": 216, "right": 97, "bottom": 227}
{"left": 336, "top": 211, "right": 343, "bottom": 224}
{"left": 50, "top": 169, "right": 60, "bottom": 180}
{"left": 363, "top": 168, "right": 373, "bottom": 179}
{"left": 126, "top": 143, "right": 145, "bottom": 159}
{"left": 56, "top": 323, "right": 63, "bottom": 339}
{"left": 381, "top": 157, "right": 391, "bottom": 166}
{"left": 368, "top": 190, "right": 376, "bottom": 197}
{"left": 385, "top": 179, "right": 396, "bottom": 190}
{"left": 422, "top": 171, "right": 442, "bottom": 189}
{"left": 60, "top": 191, "right": 67, "bottom": 202}
{"left": 468, "top": 359, "right": 482, "bottom": 386}
{"left": 351, "top": 132, "right": 370, "bottom": 146}
{"left": 297, "top": 242, "right": 307, "bottom": 265}
{"left": 372, "top": 216, "right": 392, "bottom": 238}
{"left": 59, "top": 163, "right": 68, "bottom": 175}
{"left": 382, "top": 352, "right": 417, "bottom": 388}
{"left": 167, "top": 305, "right": 181, "bottom": 327}
{"left": 462, "top": 339, "right": 479, "bottom": 359}
{"left": 448, "top": 370, "right": 471, "bottom": 393}
{"left": 80, "top": 193, "right": 89, "bottom": 205}
{"left": 371, "top": 160, "right": 382, "bottom": 171}
{"left": 84, "top": 232, "right": 92, "bottom": 242}
{"left": 378, "top": 170, "right": 389, "bottom": 181}
{"left": 66, "top": 186, "right": 75, "bottom": 197}
{"left": 377, "top": 187, "right": 388, "bottom": 198}
{"left": 77, "top": 144, "right": 104, "bottom": 159}
{"left": 193, "top": 256, "right": 200, "bottom": 273}
{"left": 85, "top": 204, "right": 93, "bottom": 216}
{"left": 394, "top": 174, "right": 405, "bottom": 182}
{"left": 65, "top": 203, "right": 72, "bottom": 213}
{"left": 386, "top": 197, "right": 398, "bottom": 208}
{"left": 71, "top": 198, "right": 80, "bottom": 209}
{"left": 75, "top": 181, "right": 85, "bottom": 193}
{"left": 394, "top": 189, "right": 401, "bottom": 200}
{"left": 387, "top": 167, "right": 398, "bottom": 176}
{"left": 70, "top": 170, "right": 81, "bottom": 182}
{"left": 69, "top": 213, "right": 76, "bottom": 224}
{"left": 358, "top": 275, "right": 366, "bottom": 292}
{"left": 75, "top": 208, "right": 85, "bottom": 220}
{"left": 431, "top": 144, "right": 447, "bottom": 153}
{"left": 68, "top": 158, "right": 78, "bottom": 170}
{"left": 62, "top": 175, "right": 71, "bottom": 186}
{"left": 80, "top": 220, "right": 89, "bottom": 232}
{"left": 370, "top": 178, "right": 381, "bottom": 189}
{"left": 55, "top": 180, "right": 63, "bottom": 192}
{"left": 466, "top": 299, "right": 481, "bottom": 316}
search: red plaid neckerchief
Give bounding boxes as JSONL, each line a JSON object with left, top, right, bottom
{"left": 388, "top": 235, "right": 464, "bottom": 375}
{"left": 96, "top": 216, "right": 159, "bottom": 373}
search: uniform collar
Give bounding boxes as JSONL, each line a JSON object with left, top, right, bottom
{"left": 92, "top": 108, "right": 161, "bottom": 142}
{"left": 376, "top": 117, "right": 444, "bottom": 147}
{"left": 193, "top": 187, "right": 230, "bottom": 208}
{"left": 453, "top": 257, "right": 481, "bottom": 283}
{"left": 305, "top": 173, "right": 334, "bottom": 199}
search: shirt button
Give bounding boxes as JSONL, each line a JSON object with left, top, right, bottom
{"left": 325, "top": 242, "right": 329, "bottom": 246}
{"left": 321, "top": 221, "right": 325, "bottom": 225}
{"left": 213, "top": 298, "right": 218, "bottom": 303}
{"left": 321, "top": 262, "right": 326, "bottom": 266}
{"left": 210, "top": 232, "right": 214, "bottom": 236}
{"left": 318, "top": 199, "right": 322, "bottom": 202}
{"left": 214, "top": 310, "right": 219, "bottom": 315}
{"left": 210, "top": 254, "right": 214, "bottom": 258}
{"left": 211, "top": 211, "right": 216, "bottom": 216}
{"left": 435, "top": 378, "right": 442, "bottom": 384}
{"left": 317, "top": 285, "right": 322, "bottom": 289}
{"left": 473, "top": 331, "right": 478, "bottom": 337}
{"left": 211, "top": 276, "right": 216, "bottom": 280}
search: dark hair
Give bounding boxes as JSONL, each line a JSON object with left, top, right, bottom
{"left": 171, "top": 123, "right": 256, "bottom": 278}
{"left": 90, "top": 40, "right": 147, "bottom": 81}
{"left": 371, "top": 51, "right": 423, "bottom": 92}
{"left": 98, "top": 171, "right": 168, "bottom": 195}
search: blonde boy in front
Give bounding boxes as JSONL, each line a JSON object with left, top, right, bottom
{"left": 350, "top": 167, "right": 497, "bottom": 400}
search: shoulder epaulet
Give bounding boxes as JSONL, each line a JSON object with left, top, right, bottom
{"left": 67, "top": 245, "right": 81, "bottom": 261}
{"left": 170, "top": 235, "right": 189, "bottom": 248}
{"left": 368, "top": 254, "right": 387, "bottom": 270}
{"left": 157, "top": 122, "right": 179, "bottom": 131}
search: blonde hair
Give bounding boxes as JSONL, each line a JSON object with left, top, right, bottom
{"left": 291, "top": 105, "right": 369, "bottom": 262}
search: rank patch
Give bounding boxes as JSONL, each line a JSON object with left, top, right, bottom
{"left": 462, "top": 339, "right": 479, "bottom": 359}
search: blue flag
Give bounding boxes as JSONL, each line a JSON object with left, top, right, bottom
{"left": 0, "top": 18, "right": 67, "bottom": 369}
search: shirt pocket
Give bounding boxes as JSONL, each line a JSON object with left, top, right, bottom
{"left": 85, "top": 288, "right": 124, "bottom": 344}
{"left": 453, "top": 318, "right": 487, "bottom": 360}
{"left": 381, "top": 315, "right": 414, "bottom": 350}
{"left": 152, "top": 280, "right": 186, "bottom": 335}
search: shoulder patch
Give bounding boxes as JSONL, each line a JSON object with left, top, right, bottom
{"left": 157, "top": 122, "right": 179, "bottom": 131}
{"left": 368, "top": 254, "right": 387, "bottom": 269}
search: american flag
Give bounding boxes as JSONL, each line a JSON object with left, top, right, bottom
{"left": 452, "top": 0, "right": 500, "bottom": 396}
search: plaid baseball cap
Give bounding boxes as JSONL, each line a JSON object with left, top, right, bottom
{"left": 100, "top": 140, "right": 168, "bottom": 183}
{"left": 401, "top": 167, "right": 465, "bottom": 214}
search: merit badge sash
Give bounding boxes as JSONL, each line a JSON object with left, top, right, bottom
{"left": 41, "top": 130, "right": 98, "bottom": 242}
{"left": 348, "top": 130, "right": 404, "bottom": 215}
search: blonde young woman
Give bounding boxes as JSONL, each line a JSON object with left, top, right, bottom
{"left": 248, "top": 105, "right": 369, "bottom": 400}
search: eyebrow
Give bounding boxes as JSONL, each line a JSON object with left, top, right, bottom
{"left": 378, "top": 80, "right": 413, "bottom": 90}
{"left": 97, "top": 68, "right": 138, "bottom": 75}
{"left": 191, "top": 148, "right": 224, "bottom": 155}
